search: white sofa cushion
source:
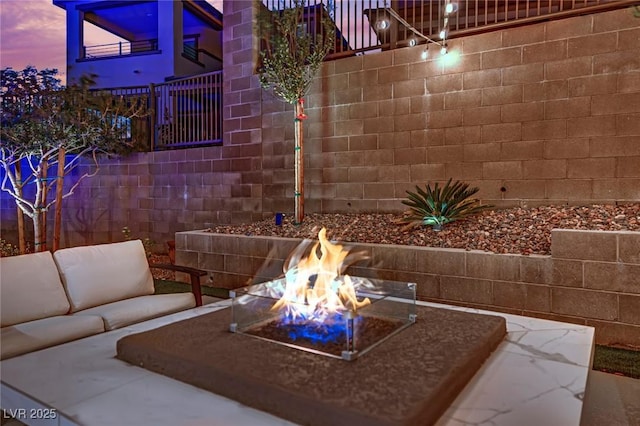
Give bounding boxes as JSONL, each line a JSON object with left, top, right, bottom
{"left": 53, "top": 240, "right": 154, "bottom": 312}
{"left": 0, "top": 315, "right": 105, "bottom": 360}
{"left": 74, "top": 293, "right": 196, "bottom": 331}
{"left": 0, "top": 252, "right": 71, "bottom": 327}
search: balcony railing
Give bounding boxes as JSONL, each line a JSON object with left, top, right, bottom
{"left": 183, "top": 34, "right": 200, "bottom": 62}
{"left": 262, "top": 0, "right": 638, "bottom": 58}
{"left": 183, "top": 35, "right": 221, "bottom": 64}
{"left": 83, "top": 39, "right": 159, "bottom": 59}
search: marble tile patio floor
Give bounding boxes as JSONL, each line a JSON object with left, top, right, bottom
{"left": 2, "top": 372, "right": 637, "bottom": 425}
{"left": 1, "top": 373, "right": 637, "bottom": 426}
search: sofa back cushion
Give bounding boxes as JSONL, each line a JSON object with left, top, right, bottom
{"left": 1, "top": 251, "right": 71, "bottom": 327}
{"left": 53, "top": 240, "right": 154, "bottom": 312}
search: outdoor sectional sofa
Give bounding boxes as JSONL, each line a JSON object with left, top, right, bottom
{"left": 0, "top": 240, "right": 206, "bottom": 360}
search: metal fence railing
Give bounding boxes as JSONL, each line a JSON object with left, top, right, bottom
{"left": 96, "top": 86, "right": 152, "bottom": 147}
{"left": 83, "top": 39, "right": 159, "bottom": 59}
{"left": 102, "top": 70, "right": 223, "bottom": 150}
{"left": 152, "top": 71, "right": 223, "bottom": 150}
{"left": 261, "top": 0, "right": 638, "bottom": 57}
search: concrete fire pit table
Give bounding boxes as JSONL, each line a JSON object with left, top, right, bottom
{"left": 116, "top": 304, "right": 506, "bottom": 426}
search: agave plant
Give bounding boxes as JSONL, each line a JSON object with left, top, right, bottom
{"left": 398, "top": 179, "right": 491, "bottom": 230}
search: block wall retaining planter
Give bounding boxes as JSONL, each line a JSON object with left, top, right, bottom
{"left": 176, "top": 229, "right": 640, "bottom": 348}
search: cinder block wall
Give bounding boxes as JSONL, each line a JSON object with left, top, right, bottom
{"left": 1, "top": 4, "right": 638, "bottom": 248}
{"left": 259, "top": 6, "right": 640, "bottom": 213}
{"left": 176, "top": 229, "right": 640, "bottom": 348}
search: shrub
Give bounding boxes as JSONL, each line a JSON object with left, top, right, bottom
{"left": 0, "top": 239, "right": 21, "bottom": 257}
{"left": 398, "top": 178, "right": 491, "bottom": 230}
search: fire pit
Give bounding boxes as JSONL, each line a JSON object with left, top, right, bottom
{"left": 117, "top": 229, "right": 507, "bottom": 425}
{"left": 230, "top": 228, "right": 416, "bottom": 360}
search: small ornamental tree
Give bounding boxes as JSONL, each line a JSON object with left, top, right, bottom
{"left": 0, "top": 67, "right": 148, "bottom": 252}
{"left": 1, "top": 67, "right": 61, "bottom": 253}
{"left": 257, "top": 0, "right": 335, "bottom": 224}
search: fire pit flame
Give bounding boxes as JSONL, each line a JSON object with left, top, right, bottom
{"left": 271, "top": 228, "right": 371, "bottom": 328}
{"left": 230, "top": 228, "right": 417, "bottom": 360}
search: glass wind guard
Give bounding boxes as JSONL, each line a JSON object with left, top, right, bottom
{"left": 230, "top": 278, "right": 416, "bottom": 361}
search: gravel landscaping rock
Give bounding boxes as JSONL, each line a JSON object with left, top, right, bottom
{"left": 206, "top": 204, "right": 640, "bottom": 255}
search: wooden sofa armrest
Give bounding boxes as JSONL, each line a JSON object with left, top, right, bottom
{"left": 150, "top": 263, "right": 207, "bottom": 307}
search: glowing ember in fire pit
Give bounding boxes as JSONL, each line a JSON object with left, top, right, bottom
{"left": 230, "top": 228, "right": 417, "bottom": 360}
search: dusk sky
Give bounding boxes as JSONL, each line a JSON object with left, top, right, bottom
{"left": 0, "top": 0, "right": 223, "bottom": 82}
{"left": 1, "top": 0, "right": 70, "bottom": 78}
